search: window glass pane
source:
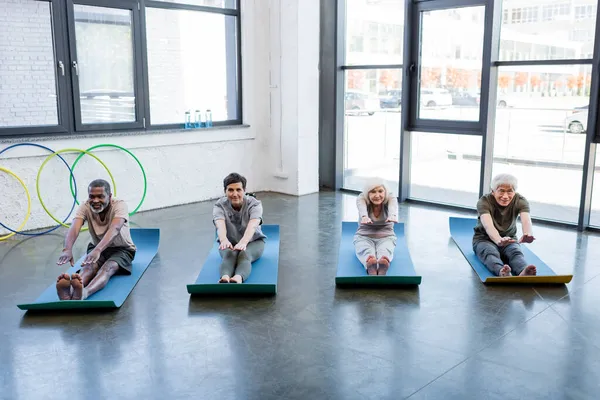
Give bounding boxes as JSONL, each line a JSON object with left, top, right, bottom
{"left": 500, "top": 0, "right": 596, "bottom": 61}
{"left": 418, "top": 6, "right": 485, "bottom": 122}
{"left": 146, "top": 8, "right": 238, "bottom": 125}
{"left": 409, "top": 132, "right": 481, "bottom": 208}
{"left": 590, "top": 148, "right": 600, "bottom": 227}
{"left": 345, "top": 0, "right": 405, "bottom": 65}
{"left": 492, "top": 65, "right": 591, "bottom": 223}
{"left": 0, "top": 0, "right": 58, "bottom": 128}
{"left": 74, "top": 5, "right": 136, "bottom": 124}
{"left": 342, "top": 68, "right": 402, "bottom": 195}
{"left": 153, "top": 0, "right": 236, "bottom": 8}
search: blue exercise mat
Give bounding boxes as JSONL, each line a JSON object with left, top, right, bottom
{"left": 18, "top": 228, "right": 160, "bottom": 310}
{"left": 449, "top": 217, "right": 572, "bottom": 284}
{"left": 187, "top": 225, "right": 280, "bottom": 295}
{"left": 336, "top": 221, "right": 421, "bottom": 285}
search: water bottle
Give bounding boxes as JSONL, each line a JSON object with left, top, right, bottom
{"left": 194, "top": 110, "right": 202, "bottom": 128}
{"left": 205, "top": 109, "right": 213, "bottom": 127}
{"left": 184, "top": 110, "right": 192, "bottom": 129}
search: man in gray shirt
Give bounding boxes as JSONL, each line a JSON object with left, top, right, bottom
{"left": 213, "top": 173, "right": 266, "bottom": 283}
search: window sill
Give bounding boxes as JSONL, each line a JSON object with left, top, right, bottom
{"left": 0, "top": 124, "right": 253, "bottom": 159}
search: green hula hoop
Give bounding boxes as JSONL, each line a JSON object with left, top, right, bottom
{"left": 69, "top": 144, "right": 147, "bottom": 216}
{"left": 37, "top": 148, "right": 117, "bottom": 231}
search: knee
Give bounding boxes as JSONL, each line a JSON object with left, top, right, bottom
{"left": 99, "top": 261, "right": 119, "bottom": 275}
{"left": 237, "top": 250, "right": 249, "bottom": 261}
{"left": 222, "top": 249, "right": 237, "bottom": 259}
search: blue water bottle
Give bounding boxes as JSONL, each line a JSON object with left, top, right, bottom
{"left": 194, "top": 110, "right": 202, "bottom": 128}
{"left": 205, "top": 109, "right": 213, "bottom": 127}
{"left": 184, "top": 110, "right": 192, "bottom": 129}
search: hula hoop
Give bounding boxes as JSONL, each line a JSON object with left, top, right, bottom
{"left": 37, "top": 148, "right": 117, "bottom": 231}
{"left": 0, "top": 167, "right": 32, "bottom": 241}
{"left": 0, "top": 143, "right": 78, "bottom": 236}
{"left": 69, "top": 144, "right": 147, "bottom": 215}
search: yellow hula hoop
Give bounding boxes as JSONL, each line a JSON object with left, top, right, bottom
{"left": 0, "top": 167, "right": 32, "bottom": 241}
{"left": 36, "top": 148, "right": 117, "bottom": 231}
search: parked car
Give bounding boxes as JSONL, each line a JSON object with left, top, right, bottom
{"left": 451, "top": 91, "right": 479, "bottom": 106}
{"left": 565, "top": 106, "right": 588, "bottom": 134}
{"left": 420, "top": 88, "right": 452, "bottom": 107}
{"left": 345, "top": 90, "right": 379, "bottom": 115}
{"left": 379, "top": 89, "right": 402, "bottom": 109}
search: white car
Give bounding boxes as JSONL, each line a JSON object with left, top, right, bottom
{"left": 420, "top": 88, "right": 452, "bottom": 107}
{"left": 565, "top": 107, "right": 588, "bottom": 134}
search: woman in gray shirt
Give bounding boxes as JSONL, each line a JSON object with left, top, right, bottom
{"left": 213, "top": 173, "right": 266, "bottom": 283}
{"left": 354, "top": 179, "right": 399, "bottom": 276}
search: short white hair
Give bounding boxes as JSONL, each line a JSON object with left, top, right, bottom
{"left": 362, "top": 178, "right": 390, "bottom": 206}
{"left": 491, "top": 173, "right": 518, "bottom": 191}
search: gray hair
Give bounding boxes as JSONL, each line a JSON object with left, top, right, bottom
{"left": 88, "top": 179, "right": 112, "bottom": 195}
{"left": 491, "top": 173, "right": 518, "bottom": 191}
{"left": 362, "top": 177, "right": 390, "bottom": 206}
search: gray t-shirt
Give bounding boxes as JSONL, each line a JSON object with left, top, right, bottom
{"left": 473, "top": 193, "right": 530, "bottom": 245}
{"left": 355, "top": 193, "right": 398, "bottom": 238}
{"left": 213, "top": 195, "right": 266, "bottom": 244}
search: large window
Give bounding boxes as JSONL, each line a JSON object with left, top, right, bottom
{"left": 342, "top": 68, "right": 402, "bottom": 194}
{"left": 492, "top": 0, "right": 596, "bottom": 223}
{"left": 342, "top": 0, "right": 405, "bottom": 195}
{"left": 418, "top": 6, "right": 485, "bottom": 122}
{"left": 0, "top": 0, "right": 59, "bottom": 128}
{"left": 146, "top": 8, "right": 238, "bottom": 125}
{"left": 336, "top": 0, "right": 600, "bottom": 229}
{"left": 345, "top": 0, "right": 404, "bottom": 66}
{"left": 72, "top": 4, "right": 137, "bottom": 126}
{"left": 0, "top": 0, "right": 241, "bottom": 137}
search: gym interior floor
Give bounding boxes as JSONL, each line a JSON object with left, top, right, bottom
{"left": 1, "top": 191, "right": 599, "bottom": 400}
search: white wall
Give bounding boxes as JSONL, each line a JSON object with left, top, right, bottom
{"left": 0, "top": 0, "right": 319, "bottom": 235}
{"left": 260, "top": 0, "right": 320, "bottom": 196}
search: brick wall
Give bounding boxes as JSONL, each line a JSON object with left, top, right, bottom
{"left": 0, "top": 0, "right": 58, "bottom": 127}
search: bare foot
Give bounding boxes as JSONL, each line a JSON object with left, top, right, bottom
{"left": 499, "top": 265, "right": 512, "bottom": 277}
{"left": 519, "top": 265, "right": 537, "bottom": 276}
{"left": 366, "top": 255, "right": 377, "bottom": 275}
{"left": 70, "top": 273, "right": 84, "bottom": 300}
{"left": 219, "top": 275, "right": 230, "bottom": 283}
{"left": 377, "top": 256, "right": 390, "bottom": 276}
{"left": 56, "top": 274, "right": 72, "bottom": 300}
{"left": 230, "top": 275, "right": 243, "bottom": 284}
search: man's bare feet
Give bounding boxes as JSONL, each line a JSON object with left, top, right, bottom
{"left": 56, "top": 274, "right": 72, "bottom": 300}
{"left": 499, "top": 265, "right": 512, "bottom": 277}
{"left": 70, "top": 273, "right": 84, "bottom": 300}
{"left": 366, "top": 255, "right": 377, "bottom": 275}
{"left": 230, "top": 275, "right": 243, "bottom": 284}
{"left": 377, "top": 256, "right": 390, "bottom": 276}
{"left": 519, "top": 265, "right": 537, "bottom": 276}
{"left": 219, "top": 275, "right": 230, "bottom": 283}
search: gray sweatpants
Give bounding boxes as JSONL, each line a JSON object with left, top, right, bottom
{"left": 219, "top": 240, "right": 265, "bottom": 282}
{"left": 353, "top": 234, "right": 396, "bottom": 269}
{"left": 473, "top": 240, "right": 527, "bottom": 276}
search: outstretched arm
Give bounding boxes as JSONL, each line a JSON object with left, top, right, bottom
{"left": 519, "top": 212, "right": 535, "bottom": 243}
{"left": 357, "top": 194, "right": 371, "bottom": 224}
{"left": 480, "top": 213, "right": 515, "bottom": 247}
{"left": 57, "top": 218, "right": 84, "bottom": 266}
{"left": 233, "top": 218, "right": 261, "bottom": 251}
{"left": 82, "top": 217, "right": 126, "bottom": 266}
{"left": 386, "top": 196, "right": 398, "bottom": 223}
{"left": 215, "top": 219, "right": 233, "bottom": 250}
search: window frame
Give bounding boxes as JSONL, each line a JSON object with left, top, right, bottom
{"left": 0, "top": 0, "right": 242, "bottom": 138}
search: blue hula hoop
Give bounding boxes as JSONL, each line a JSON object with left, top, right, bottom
{"left": 0, "top": 143, "right": 78, "bottom": 236}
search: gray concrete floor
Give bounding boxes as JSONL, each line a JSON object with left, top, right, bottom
{"left": 1, "top": 191, "right": 599, "bottom": 400}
